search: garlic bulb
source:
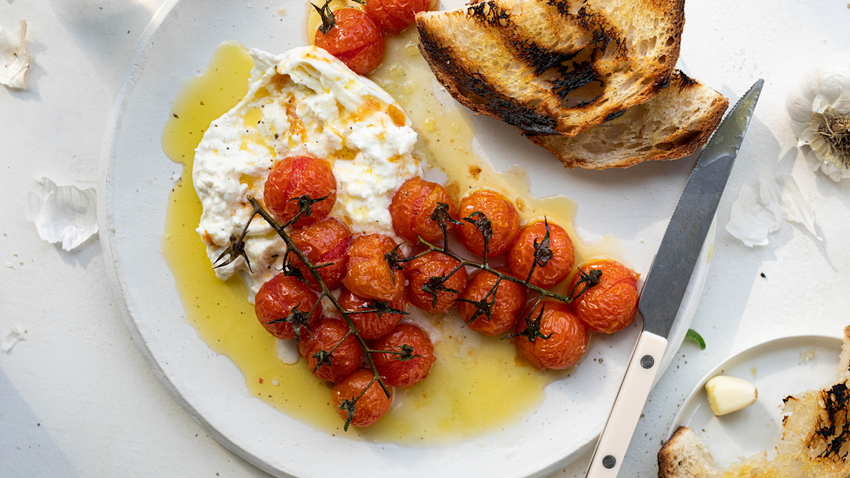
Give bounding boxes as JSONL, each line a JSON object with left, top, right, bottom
{"left": 786, "top": 54, "right": 850, "bottom": 181}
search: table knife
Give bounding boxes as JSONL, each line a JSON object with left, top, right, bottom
{"left": 585, "top": 79, "right": 764, "bottom": 478}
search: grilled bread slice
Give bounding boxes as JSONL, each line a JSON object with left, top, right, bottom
{"left": 657, "top": 427, "right": 721, "bottom": 478}
{"left": 416, "top": 0, "right": 685, "bottom": 137}
{"left": 658, "top": 326, "right": 850, "bottom": 478}
{"left": 528, "top": 71, "right": 729, "bottom": 169}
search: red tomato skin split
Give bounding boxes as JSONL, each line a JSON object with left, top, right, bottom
{"left": 403, "top": 251, "right": 467, "bottom": 313}
{"left": 254, "top": 274, "right": 322, "bottom": 340}
{"left": 290, "top": 218, "right": 351, "bottom": 290}
{"left": 342, "top": 234, "right": 405, "bottom": 302}
{"left": 314, "top": 9, "right": 385, "bottom": 75}
{"left": 363, "top": 0, "right": 432, "bottom": 35}
{"left": 570, "top": 260, "right": 640, "bottom": 334}
{"left": 371, "top": 323, "right": 435, "bottom": 388}
{"left": 459, "top": 270, "right": 527, "bottom": 336}
{"left": 456, "top": 190, "right": 521, "bottom": 258}
{"left": 303, "top": 318, "right": 363, "bottom": 383}
{"left": 514, "top": 301, "right": 588, "bottom": 370}
{"left": 338, "top": 287, "right": 406, "bottom": 340}
{"left": 332, "top": 369, "right": 393, "bottom": 427}
{"left": 264, "top": 155, "right": 336, "bottom": 228}
{"left": 389, "top": 177, "right": 457, "bottom": 244}
{"left": 508, "top": 220, "right": 575, "bottom": 289}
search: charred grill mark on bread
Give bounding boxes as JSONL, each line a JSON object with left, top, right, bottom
{"left": 814, "top": 382, "right": 850, "bottom": 462}
{"left": 527, "top": 71, "right": 729, "bottom": 169}
{"left": 546, "top": 0, "right": 627, "bottom": 56}
{"left": 676, "top": 70, "right": 698, "bottom": 89}
{"left": 551, "top": 61, "right": 602, "bottom": 103}
{"left": 415, "top": 0, "right": 690, "bottom": 140}
{"left": 467, "top": 1, "right": 614, "bottom": 109}
{"left": 417, "top": 24, "right": 561, "bottom": 135}
{"left": 603, "top": 109, "right": 627, "bottom": 122}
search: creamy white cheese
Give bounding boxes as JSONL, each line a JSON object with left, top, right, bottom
{"left": 193, "top": 46, "right": 421, "bottom": 300}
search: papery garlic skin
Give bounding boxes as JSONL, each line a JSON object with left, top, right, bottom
{"left": 785, "top": 55, "right": 850, "bottom": 181}
{"left": 0, "top": 20, "right": 28, "bottom": 89}
{"left": 726, "top": 173, "right": 819, "bottom": 247}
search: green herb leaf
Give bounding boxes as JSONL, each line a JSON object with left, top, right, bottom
{"left": 686, "top": 329, "right": 706, "bottom": 350}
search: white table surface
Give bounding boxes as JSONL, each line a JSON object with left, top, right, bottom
{"left": 2, "top": 1, "right": 849, "bottom": 477}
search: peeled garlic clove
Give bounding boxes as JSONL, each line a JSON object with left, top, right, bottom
{"left": 705, "top": 376, "right": 758, "bottom": 417}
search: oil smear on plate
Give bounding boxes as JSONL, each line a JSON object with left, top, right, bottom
{"left": 159, "top": 27, "right": 621, "bottom": 445}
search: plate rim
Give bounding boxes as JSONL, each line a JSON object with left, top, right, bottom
{"left": 95, "top": 1, "right": 290, "bottom": 478}
{"left": 665, "top": 333, "right": 844, "bottom": 441}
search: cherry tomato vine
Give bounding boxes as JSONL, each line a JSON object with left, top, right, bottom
{"left": 214, "top": 194, "right": 603, "bottom": 430}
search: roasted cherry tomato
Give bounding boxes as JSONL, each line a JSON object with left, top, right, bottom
{"left": 456, "top": 190, "right": 521, "bottom": 258}
{"left": 363, "top": 0, "right": 431, "bottom": 35}
{"left": 371, "top": 323, "right": 436, "bottom": 388}
{"left": 338, "top": 287, "right": 406, "bottom": 340}
{"left": 508, "top": 220, "right": 575, "bottom": 288}
{"left": 332, "top": 369, "right": 393, "bottom": 427}
{"left": 254, "top": 274, "right": 322, "bottom": 340}
{"left": 342, "top": 234, "right": 405, "bottom": 302}
{"left": 302, "top": 318, "right": 363, "bottom": 382}
{"left": 264, "top": 155, "right": 336, "bottom": 228}
{"left": 569, "top": 260, "right": 640, "bottom": 334}
{"left": 314, "top": 8, "right": 384, "bottom": 75}
{"left": 290, "top": 218, "right": 351, "bottom": 290}
{"left": 389, "top": 177, "right": 457, "bottom": 245}
{"left": 514, "top": 301, "right": 588, "bottom": 370}
{"left": 459, "top": 270, "right": 527, "bottom": 336}
{"left": 403, "top": 251, "right": 467, "bottom": 313}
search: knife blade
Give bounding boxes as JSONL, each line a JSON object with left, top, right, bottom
{"left": 585, "top": 79, "right": 764, "bottom": 478}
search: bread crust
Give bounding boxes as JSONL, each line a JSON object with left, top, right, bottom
{"left": 415, "top": 0, "right": 686, "bottom": 138}
{"left": 657, "top": 426, "right": 720, "bottom": 478}
{"left": 527, "top": 72, "right": 729, "bottom": 169}
{"left": 658, "top": 426, "right": 688, "bottom": 478}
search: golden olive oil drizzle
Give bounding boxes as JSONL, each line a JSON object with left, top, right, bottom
{"left": 160, "top": 25, "right": 619, "bottom": 445}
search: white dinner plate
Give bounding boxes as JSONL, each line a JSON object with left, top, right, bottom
{"left": 666, "top": 334, "right": 843, "bottom": 468}
{"left": 98, "top": 0, "right": 715, "bottom": 476}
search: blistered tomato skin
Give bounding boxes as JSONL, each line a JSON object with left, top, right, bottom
{"left": 456, "top": 190, "right": 521, "bottom": 258}
{"left": 389, "top": 177, "right": 457, "bottom": 244}
{"left": 570, "top": 260, "right": 640, "bottom": 334}
{"left": 290, "top": 218, "right": 351, "bottom": 290}
{"left": 332, "top": 369, "right": 393, "bottom": 427}
{"left": 403, "top": 251, "right": 468, "bottom": 313}
{"left": 314, "top": 9, "right": 385, "bottom": 75}
{"left": 303, "top": 318, "right": 363, "bottom": 383}
{"left": 254, "top": 274, "right": 322, "bottom": 340}
{"left": 342, "top": 234, "right": 405, "bottom": 302}
{"left": 363, "top": 0, "right": 431, "bottom": 36}
{"left": 338, "top": 287, "right": 406, "bottom": 340}
{"left": 514, "top": 301, "right": 588, "bottom": 370}
{"left": 508, "top": 220, "right": 575, "bottom": 288}
{"left": 459, "top": 270, "right": 527, "bottom": 336}
{"left": 371, "top": 323, "right": 436, "bottom": 388}
{"left": 264, "top": 155, "right": 336, "bottom": 228}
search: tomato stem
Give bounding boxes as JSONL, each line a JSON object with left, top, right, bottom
{"left": 241, "top": 196, "right": 603, "bottom": 429}
{"left": 311, "top": 0, "right": 336, "bottom": 36}
{"left": 248, "top": 197, "right": 394, "bottom": 430}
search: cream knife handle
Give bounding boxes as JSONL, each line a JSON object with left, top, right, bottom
{"left": 585, "top": 331, "right": 668, "bottom": 478}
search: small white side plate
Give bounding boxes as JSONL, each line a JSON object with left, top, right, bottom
{"left": 666, "top": 335, "right": 842, "bottom": 468}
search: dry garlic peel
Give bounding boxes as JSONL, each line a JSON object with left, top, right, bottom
{"left": 705, "top": 375, "right": 758, "bottom": 417}
{"left": 0, "top": 20, "right": 28, "bottom": 89}
{"left": 786, "top": 55, "right": 850, "bottom": 181}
